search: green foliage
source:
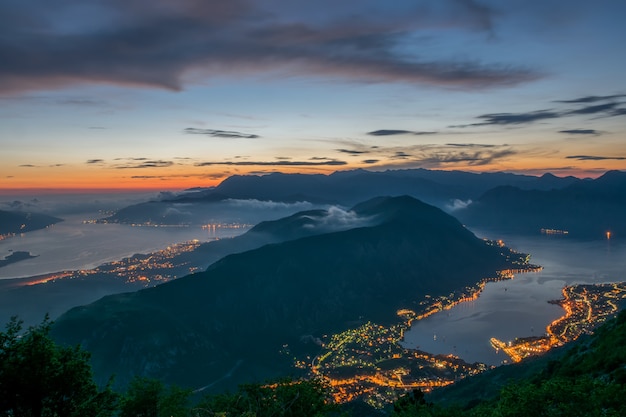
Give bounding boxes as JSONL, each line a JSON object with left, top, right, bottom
{"left": 0, "top": 315, "right": 117, "bottom": 417}
{"left": 119, "top": 376, "right": 191, "bottom": 417}
{"left": 194, "top": 378, "right": 336, "bottom": 417}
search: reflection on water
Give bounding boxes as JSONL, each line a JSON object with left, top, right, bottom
{"left": 402, "top": 231, "right": 626, "bottom": 365}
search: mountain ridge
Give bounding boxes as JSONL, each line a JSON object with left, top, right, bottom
{"left": 52, "top": 196, "right": 521, "bottom": 392}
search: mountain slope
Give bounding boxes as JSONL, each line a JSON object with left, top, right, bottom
{"left": 0, "top": 210, "right": 62, "bottom": 237}
{"left": 457, "top": 170, "right": 626, "bottom": 238}
{"left": 52, "top": 196, "right": 523, "bottom": 392}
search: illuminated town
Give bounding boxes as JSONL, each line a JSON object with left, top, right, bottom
{"left": 491, "top": 282, "right": 626, "bottom": 363}
{"left": 291, "top": 241, "right": 626, "bottom": 408}
{"left": 22, "top": 239, "right": 206, "bottom": 287}
{"left": 289, "top": 243, "right": 544, "bottom": 408}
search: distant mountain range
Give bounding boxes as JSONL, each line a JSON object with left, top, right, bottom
{"left": 457, "top": 170, "right": 626, "bottom": 238}
{"left": 0, "top": 209, "right": 62, "bottom": 237}
{"left": 100, "top": 168, "right": 581, "bottom": 226}
{"left": 52, "top": 196, "right": 523, "bottom": 391}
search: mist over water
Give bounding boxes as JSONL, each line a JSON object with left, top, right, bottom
{"left": 402, "top": 230, "right": 626, "bottom": 365}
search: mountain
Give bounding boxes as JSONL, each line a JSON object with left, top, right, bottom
{"left": 214, "top": 169, "right": 580, "bottom": 206}
{"left": 0, "top": 205, "right": 361, "bottom": 328}
{"left": 100, "top": 169, "right": 580, "bottom": 226}
{"left": 0, "top": 209, "right": 62, "bottom": 237}
{"left": 457, "top": 170, "right": 626, "bottom": 239}
{"left": 52, "top": 196, "right": 521, "bottom": 392}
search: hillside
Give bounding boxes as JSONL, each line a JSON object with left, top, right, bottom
{"left": 0, "top": 209, "right": 62, "bottom": 237}
{"left": 457, "top": 170, "right": 626, "bottom": 239}
{"left": 52, "top": 196, "right": 520, "bottom": 392}
{"left": 0, "top": 204, "right": 361, "bottom": 327}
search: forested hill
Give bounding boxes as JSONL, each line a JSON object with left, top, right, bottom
{"left": 52, "top": 196, "right": 520, "bottom": 392}
{"left": 0, "top": 209, "right": 62, "bottom": 236}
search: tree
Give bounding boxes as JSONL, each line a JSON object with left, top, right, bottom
{"left": 0, "top": 316, "right": 117, "bottom": 417}
{"left": 195, "top": 378, "right": 335, "bottom": 417}
{"left": 119, "top": 376, "right": 191, "bottom": 417}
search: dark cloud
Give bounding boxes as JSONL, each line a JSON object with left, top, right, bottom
{"left": 184, "top": 128, "right": 260, "bottom": 139}
{"left": 0, "top": 0, "right": 540, "bottom": 94}
{"left": 452, "top": 94, "right": 626, "bottom": 129}
{"left": 88, "top": 126, "right": 108, "bottom": 130}
{"left": 115, "top": 160, "right": 175, "bottom": 169}
{"left": 86, "top": 159, "right": 105, "bottom": 164}
{"left": 392, "top": 151, "right": 412, "bottom": 159}
{"left": 446, "top": 143, "right": 496, "bottom": 148}
{"left": 469, "top": 110, "right": 560, "bottom": 126}
{"left": 566, "top": 102, "right": 620, "bottom": 115}
{"left": 559, "top": 129, "right": 600, "bottom": 135}
{"left": 367, "top": 129, "right": 412, "bottom": 136}
{"left": 366, "top": 129, "right": 437, "bottom": 136}
{"left": 362, "top": 159, "right": 379, "bottom": 164}
{"left": 566, "top": 155, "right": 626, "bottom": 161}
{"left": 18, "top": 164, "right": 37, "bottom": 167}
{"left": 336, "top": 149, "right": 369, "bottom": 155}
{"left": 555, "top": 94, "right": 626, "bottom": 103}
{"left": 195, "top": 159, "right": 346, "bottom": 167}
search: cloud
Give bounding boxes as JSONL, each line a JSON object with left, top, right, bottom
{"left": 225, "top": 199, "right": 315, "bottom": 212}
{"left": 418, "top": 148, "right": 517, "bottom": 166}
{"left": 184, "top": 128, "right": 260, "bottom": 139}
{"left": 115, "top": 160, "right": 175, "bottom": 169}
{"left": 566, "top": 102, "right": 620, "bottom": 115}
{"left": 566, "top": 155, "right": 626, "bottom": 161}
{"left": 391, "top": 151, "right": 412, "bottom": 159}
{"left": 86, "top": 159, "right": 105, "bottom": 164}
{"left": 18, "top": 164, "right": 37, "bottom": 167}
{"left": 451, "top": 95, "right": 626, "bottom": 129}
{"left": 336, "top": 149, "right": 369, "bottom": 155}
{"left": 362, "top": 159, "right": 379, "bottom": 164}
{"left": 446, "top": 143, "right": 496, "bottom": 148}
{"left": 0, "top": 0, "right": 541, "bottom": 94}
{"left": 300, "top": 206, "right": 376, "bottom": 232}
{"left": 195, "top": 159, "right": 347, "bottom": 167}
{"left": 463, "top": 110, "right": 560, "bottom": 126}
{"left": 558, "top": 129, "right": 600, "bottom": 135}
{"left": 445, "top": 198, "right": 472, "bottom": 212}
{"left": 366, "top": 129, "right": 437, "bottom": 136}
{"left": 555, "top": 94, "right": 626, "bottom": 104}
{"left": 367, "top": 129, "right": 412, "bottom": 136}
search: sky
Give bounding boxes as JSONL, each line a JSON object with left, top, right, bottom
{"left": 1, "top": 0, "right": 625, "bottom": 192}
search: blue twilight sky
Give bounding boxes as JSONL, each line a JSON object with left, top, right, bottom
{"left": 1, "top": 0, "right": 625, "bottom": 191}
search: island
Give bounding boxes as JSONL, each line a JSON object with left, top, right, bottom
{"left": 0, "top": 251, "right": 38, "bottom": 268}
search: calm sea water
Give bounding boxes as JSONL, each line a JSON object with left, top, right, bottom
{"left": 0, "top": 213, "right": 248, "bottom": 279}
{"left": 401, "top": 230, "right": 626, "bottom": 365}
